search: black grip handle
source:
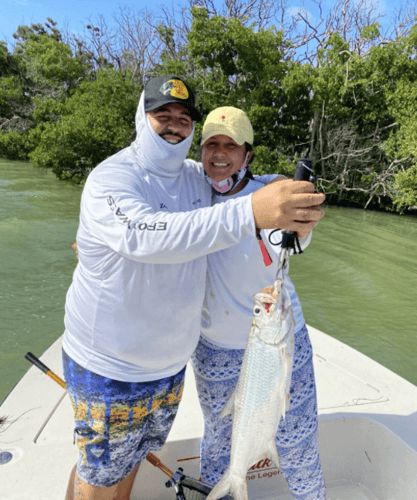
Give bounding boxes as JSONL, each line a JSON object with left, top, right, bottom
{"left": 281, "top": 158, "right": 317, "bottom": 249}
{"left": 25, "top": 351, "right": 49, "bottom": 374}
{"left": 293, "top": 157, "right": 317, "bottom": 183}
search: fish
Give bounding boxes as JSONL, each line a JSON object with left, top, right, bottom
{"left": 207, "top": 278, "right": 295, "bottom": 500}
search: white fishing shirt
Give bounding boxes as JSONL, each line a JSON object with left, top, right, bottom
{"left": 201, "top": 179, "right": 310, "bottom": 349}
{"left": 62, "top": 92, "right": 257, "bottom": 382}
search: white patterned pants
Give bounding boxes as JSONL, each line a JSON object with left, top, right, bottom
{"left": 191, "top": 325, "right": 326, "bottom": 500}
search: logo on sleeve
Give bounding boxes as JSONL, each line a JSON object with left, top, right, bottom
{"left": 107, "top": 196, "right": 167, "bottom": 231}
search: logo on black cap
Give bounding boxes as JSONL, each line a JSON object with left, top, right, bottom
{"left": 144, "top": 75, "right": 201, "bottom": 122}
{"left": 160, "top": 79, "right": 189, "bottom": 100}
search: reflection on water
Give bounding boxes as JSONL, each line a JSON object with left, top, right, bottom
{"left": 1, "top": 159, "right": 417, "bottom": 404}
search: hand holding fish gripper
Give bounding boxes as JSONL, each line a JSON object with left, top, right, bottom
{"left": 275, "top": 157, "right": 317, "bottom": 281}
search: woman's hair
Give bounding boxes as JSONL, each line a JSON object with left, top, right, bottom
{"left": 245, "top": 142, "right": 255, "bottom": 165}
{"left": 244, "top": 142, "right": 255, "bottom": 180}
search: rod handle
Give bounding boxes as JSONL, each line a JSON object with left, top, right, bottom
{"left": 146, "top": 452, "right": 174, "bottom": 477}
{"left": 293, "top": 157, "right": 317, "bottom": 183}
{"left": 25, "top": 352, "right": 67, "bottom": 389}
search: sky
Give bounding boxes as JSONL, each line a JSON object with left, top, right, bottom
{"left": 0, "top": 0, "right": 415, "bottom": 46}
{"left": 0, "top": 0, "right": 140, "bottom": 43}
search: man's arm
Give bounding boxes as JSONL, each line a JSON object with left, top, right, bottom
{"left": 80, "top": 165, "right": 324, "bottom": 264}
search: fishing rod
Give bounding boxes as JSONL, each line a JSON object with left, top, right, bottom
{"left": 24, "top": 352, "right": 67, "bottom": 388}
{"left": 25, "top": 352, "right": 232, "bottom": 500}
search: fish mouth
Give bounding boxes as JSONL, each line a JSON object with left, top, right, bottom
{"left": 253, "top": 280, "right": 294, "bottom": 344}
{"left": 255, "top": 293, "right": 277, "bottom": 312}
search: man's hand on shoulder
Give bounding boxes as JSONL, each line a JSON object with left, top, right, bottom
{"left": 72, "top": 242, "right": 79, "bottom": 260}
{"left": 253, "top": 174, "right": 286, "bottom": 185}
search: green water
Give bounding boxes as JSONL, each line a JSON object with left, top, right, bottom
{"left": 290, "top": 205, "right": 417, "bottom": 384}
{"left": 0, "top": 159, "right": 82, "bottom": 403}
{"left": 1, "top": 158, "right": 416, "bottom": 404}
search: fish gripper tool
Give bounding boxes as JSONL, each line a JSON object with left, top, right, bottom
{"left": 275, "top": 158, "right": 317, "bottom": 281}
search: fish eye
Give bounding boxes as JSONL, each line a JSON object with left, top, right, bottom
{"left": 253, "top": 306, "right": 262, "bottom": 315}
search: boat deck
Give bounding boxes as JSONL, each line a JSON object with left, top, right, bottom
{"left": 1, "top": 326, "right": 417, "bottom": 499}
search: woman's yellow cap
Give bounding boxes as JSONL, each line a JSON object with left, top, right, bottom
{"left": 201, "top": 106, "right": 254, "bottom": 146}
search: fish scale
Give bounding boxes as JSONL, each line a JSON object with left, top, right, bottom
{"left": 207, "top": 279, "right": 295, "bottom": 500}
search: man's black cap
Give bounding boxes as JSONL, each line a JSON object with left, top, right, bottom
{"left": 144, "top": 75, "right": 202, "bottom": 122}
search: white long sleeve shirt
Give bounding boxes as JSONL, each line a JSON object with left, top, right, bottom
{"left": 201, "top": 179, "right": 309, "bottom": 349}
{"left": 63, "top": 93, "right": 256, "bottom": 382}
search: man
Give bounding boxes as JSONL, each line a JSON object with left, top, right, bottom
{"left": 64, "top": 75, "right": 325, "bottom": 500}
{"left": 193, "top": 107, "right": 326, "bottom": 499}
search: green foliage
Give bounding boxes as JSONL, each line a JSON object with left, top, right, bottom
{"left": 0, "top": 41, "right": 8, "bottom": 67}
{"left": 393, "top": 165, "right": 417, "bottom": 212}
{"left": 1, "top": 11, "right": 417, "bottom": 213}
{"left": 0, "top": 75, "right": 26, "bottom": 119}
{"left": 13, "top": 18, "right": 62, "bottom": 44}
{"left": 0, "top": 41, "right": 29, "bottom": 131}
{"left": 19, "top": 35, "right": 85, "bottom": 86}
{"left": 0, "top": 19, "right": 95, "bottom": 161}
{"left": 28, "top": 69, "right": 141, "bottom": 180}
{"left": 154, "top": 24, "right": 196, "bottom": 84}
{"left": 361, "top": 23, "right": 381, "bottom": 41}
{"left": 0, "top": 131, "right": 31, "bottom": 159}
{"left": 181, "top": 8, "right": 312, "bottom": 170}
{"left": 0, "top": 41, "right": 16, "bottom": 76}
{"left": 381, "top": 77, "right": 417, "bottom": 211}
{"left": 251, "top": 146, "right": 295, "bottom": 177}
{"left": 32, "top": 95, "right": 66, "bottom": 125}
{"left": 383, "top": 79, "right": 417, "bottom": 158}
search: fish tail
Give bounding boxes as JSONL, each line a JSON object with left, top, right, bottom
{"left": 207, "top": 471, "right": 248, "bottom": 500}
{"left": 231, "top": 480, "right": 249, "bottom": 500}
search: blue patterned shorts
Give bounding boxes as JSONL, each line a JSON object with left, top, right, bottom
{"left": 191, "top": 325, "right": 326, "bottom": 500}
{"left": 63, "top": 350, "right": 185, "bottom": 487}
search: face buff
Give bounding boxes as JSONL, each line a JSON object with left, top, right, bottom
{"left": 206, "top": 153, "right": 250, "bottom": 196}
{"left": 132, "top": 92, "right": 195, "bottom": 176}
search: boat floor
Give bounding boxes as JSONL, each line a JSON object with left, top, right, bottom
{"left": 2, "top": 326, "right": 417, "bottom": 499}
{"left": 260, "top": 483, "right": 378, "bottom": 500}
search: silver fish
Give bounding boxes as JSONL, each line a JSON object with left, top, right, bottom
{"left": 207, "top": 279, "right": 295, "bottom": 500}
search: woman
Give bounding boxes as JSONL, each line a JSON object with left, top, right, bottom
{"left": 192, "top": 106, "right": 327, "bottom": 500}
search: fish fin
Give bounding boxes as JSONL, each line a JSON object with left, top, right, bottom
{"left": 207, "top": 471, "right": 248, "bottom": 500}
{"left": 279, "top": 342, "right": 294, "bottom": 419}
{"left": 268, "top": 442, "right": 280, "bottom": 469}
{"left": 219, "top": 392, "right": 235, "bottom": 419}
{"left": 250, "top": 445, "right": 280, "bottom": 472}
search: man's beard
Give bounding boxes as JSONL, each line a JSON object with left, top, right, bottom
{"left": 160, "top": 130, "right": 184, "bottom": 144}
